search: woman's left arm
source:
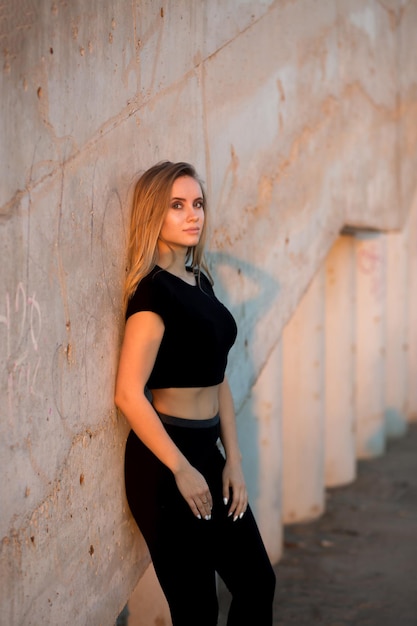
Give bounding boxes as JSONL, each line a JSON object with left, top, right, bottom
{"left": 218, "top": 377, "right": 248, "bottom": 521}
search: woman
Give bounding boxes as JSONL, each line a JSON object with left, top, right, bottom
{"left": 115, "top": 161, "right": 275, "bottom": 625}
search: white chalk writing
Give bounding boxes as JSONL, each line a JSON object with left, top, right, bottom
{"left": 0, "top": 282, "right": 43, "bottom": 417}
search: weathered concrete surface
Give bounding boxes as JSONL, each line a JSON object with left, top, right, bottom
{"left": 406, "top": 191, "right": 417, "bottom": 421}
{"left": 1, "top": 1, "right": 416, "bottom": 624}
{"left": 282, "top": 266, "right": 326, "bottom": 524}
{"left": 385, "top": 229, "right": 409, "bottom": 437}
{"left": 324, "top": 236, "right": 356, "bottom": 487}
{"left": 354, "top": 232, "right": 386, "bottom": 459}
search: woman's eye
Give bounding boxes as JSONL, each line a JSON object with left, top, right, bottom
{"left": 195, "top": 201, "right": 204, "bottom": 209}
{"left": 172, "top": 202, "right": 182, "bottom": 209}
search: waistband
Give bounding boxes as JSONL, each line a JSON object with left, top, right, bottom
{"left": 156, "top": 411, "right": 220, "bottom": 429}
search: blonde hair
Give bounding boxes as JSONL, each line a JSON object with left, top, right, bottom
{"left": 124, "top": 161, "right": 212, "bottom": 309}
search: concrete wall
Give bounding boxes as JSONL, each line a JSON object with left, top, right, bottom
{"left": 1, "top": 1, "right": 416, "bottom": 624}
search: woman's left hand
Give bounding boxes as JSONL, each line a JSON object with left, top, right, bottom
{"left": 222, "top": 459, "right": 248, "bottom": 522}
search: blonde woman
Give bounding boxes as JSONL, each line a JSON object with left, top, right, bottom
{"left": 115, "top": 161, "right": 275, "bottom": 625}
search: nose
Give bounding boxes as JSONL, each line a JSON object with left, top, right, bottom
{"left": 186, "top": 204, "right": 200, "bottom": 221}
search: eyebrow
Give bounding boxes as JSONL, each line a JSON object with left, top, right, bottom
{"left": 171, "top": 196, "right": 204, "bottom": 202}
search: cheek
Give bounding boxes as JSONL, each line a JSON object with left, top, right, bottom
{"left": 160, "top": 213, "right": 178, "bottom": 234}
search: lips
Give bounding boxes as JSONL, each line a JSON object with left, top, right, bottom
{"left": 183, "top": 228, "right": 200, "bottom": 234}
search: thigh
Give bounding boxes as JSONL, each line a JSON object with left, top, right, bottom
{"left": 200, "top": 446, "right": 274, "bottom": 592}
{"left": 126, "top": 431, "right": 220, "bottom": 625}
{"left": 124, "top": 429, "right": 167, "bottom": 549}
{"left": 152, "top": 489, "right": 219, "bottom": 626}
{"left": 213, "top": 505, "right": 275, "bottom": 595}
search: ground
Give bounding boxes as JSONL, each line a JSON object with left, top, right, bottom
{"left": 218, "top": 423, "right": 417, "bottom": 625}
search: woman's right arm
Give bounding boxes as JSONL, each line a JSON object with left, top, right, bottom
{"left": 114, "top": 311, "right": 213, "bottom": 519}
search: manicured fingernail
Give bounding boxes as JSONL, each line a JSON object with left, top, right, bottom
{"left": 228, "top": 511, "right": 233, "bottom": 517}
{"left": 205, "top": 514, "right": 211, "bottom": 521}
{"left": 223, "top": 497, "right": 228, "bottom": 505}
{"left": 239, "top": 512, "right": 244, "bottom": 519}
{"left": 233, "top": 515, "right": 238, "bottom": 522}
{"left": 197, "top": 514, "right": 201, "bottom": 519}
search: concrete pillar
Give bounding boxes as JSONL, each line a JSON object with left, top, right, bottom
{"left": 384, "top": 230, "right": 408, "bottom": 436}
{"left": 406, "top": 194, "right": 417, "bottom": 422}
{"left": 237, "top": 339, "right": 283, "bottom": 563}
{"left": 324, "top": 235, "right": 356, "bottom": 487}
{"left": 354, "top": 232, "right": 386, "bottom": 458}
{"left": 282, "top": 268, "right": 325, "bottom": 524}
{"left": 251, "top": 339, "right": 283, "bottom": 564}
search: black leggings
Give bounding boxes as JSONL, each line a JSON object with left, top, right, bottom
{"left": 125, "top": 413, "right": 276, "bottom": 626}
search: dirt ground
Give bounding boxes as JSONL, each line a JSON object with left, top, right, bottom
{"left": 218, "top": 423, "right": 417, "bottom": 626}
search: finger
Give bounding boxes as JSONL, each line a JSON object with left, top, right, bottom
{"left": 196, "top": 493, "right": 213, "bottom": 520}
{"left": 235, "top": 507, "right": 247, "bottom": 521}
{"left": 223, "top": 482, "right": 230, "bottom": 507}
{"left": 236, "top": 495, "right": 248, "bottom": 520}
{"left": 188, "top": 498, "right": 202, "bottom": 519}
{"left": 227, "top": 493, "right": 239, "bottom": 518}
{"left": 227, "top": 486, "right": 242, "bottom": 511}
{"left": 230, "top": 491, "right": 248, "bottom": 521}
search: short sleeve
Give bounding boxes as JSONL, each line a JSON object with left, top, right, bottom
{"left": 125, "top": 275, "right": 166, "bottom": 322}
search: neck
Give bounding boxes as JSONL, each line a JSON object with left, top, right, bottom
{"left": 157, "top": 245, "right": 189, "bottom": 278}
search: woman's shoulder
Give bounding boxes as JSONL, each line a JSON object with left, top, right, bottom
{"left": 139, "top": 265, "right": 165, "bottom": 286}
{"left": 126, "top": 266, "right": 169, "bottom": 320}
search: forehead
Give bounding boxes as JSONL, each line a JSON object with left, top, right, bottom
{"left": 171, "top": 175, "right": 202, "bottom": 197}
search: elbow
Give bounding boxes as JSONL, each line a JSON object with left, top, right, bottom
{"left": 114, "top": 393, "right": 124, "bottom": 415}
{"left": 114, "top": 391, "right": 122, "bottom": 411}
{"left": 114, "top": 383, "right": 147, "bottom": 417}
{"left": 114, "top": 384, "right": 128, "bottom": 414}
{"left": 114, "top": 372, "right": 132, "bottom": 411}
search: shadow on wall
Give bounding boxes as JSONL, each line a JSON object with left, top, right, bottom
{"left": 208, "top": 251, "right": 280, "bottom": 510}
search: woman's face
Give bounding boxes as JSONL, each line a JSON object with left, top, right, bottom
{"left": 159, "top": 175, "right": 205, "bottom": 251}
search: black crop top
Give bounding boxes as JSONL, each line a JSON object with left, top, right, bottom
{"left": 125, "top": 265, "right": 238, "bottom": 388}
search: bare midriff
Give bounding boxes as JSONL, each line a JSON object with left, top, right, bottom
{"left": 150, "top": 385, "right": 220, "bottom": 420}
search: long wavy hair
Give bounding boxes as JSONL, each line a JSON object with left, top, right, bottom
{"left": 124, "top": 161, "right": 212, "bottom": 309}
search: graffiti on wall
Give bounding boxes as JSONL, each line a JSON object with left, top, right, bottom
{"left": 357, "top": 240, "right": 384, "bottom": 302}
{"left": 0, "top": 282, "right": 42, "bottom": 419}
